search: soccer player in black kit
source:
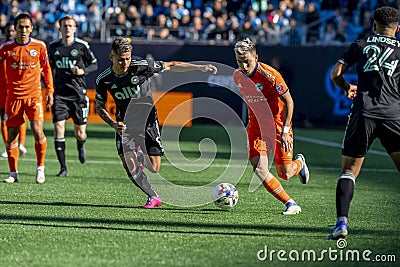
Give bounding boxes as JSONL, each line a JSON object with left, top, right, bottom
{"left": 328, "top": 6, "right": 400, "bottom": 240}
{"left": 48, "top": 15, "right": 98, "bottom": 177}
{"left": 95, "top": 37, "right": 217, "bottom": 208}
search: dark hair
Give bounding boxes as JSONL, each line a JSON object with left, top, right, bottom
{"left": 111, "top": 36, "right": 133, "bottom": 54}
{"left": 4, "top": 22, "right": 14, "bottom": 38}
{"left": 14, "top": 12, "right": 32, "bottom": 27}
{"left": 59, "top": 15, "right": 77, "bottom": 27}
{"left": 374, "top": 6, "right": 400, "bottom": 28}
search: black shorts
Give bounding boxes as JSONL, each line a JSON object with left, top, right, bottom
{"left": 342, "top": 112, "right": 400, "bottom": 157}
{"left": 115, "top": 120, "right": 164, "bottom": 156}
{"left": 52, "top": 95, "right": 89, "bottom": 125}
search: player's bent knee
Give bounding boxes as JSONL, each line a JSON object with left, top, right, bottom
{"left": 149, "top": 164, "right": 160, "bottom": 173}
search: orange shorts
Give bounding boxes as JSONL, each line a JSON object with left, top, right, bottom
{"left": 247, "top": 123, "right": 294, "bottom": 166}
{"left": 5, "top": 96, "right": 44, "bottom": 127}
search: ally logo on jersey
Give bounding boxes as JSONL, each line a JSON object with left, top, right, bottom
{"left": 55, "top": 57, "right": 77, "bottom": 69}
{"left": 111, "top": 84, "right": 141, "bottom": 100}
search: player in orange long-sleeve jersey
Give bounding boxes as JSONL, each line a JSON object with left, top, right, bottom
{"left": 0, "top": 12, "right": 54, "bottom": 183}
{"left": 0, "top": 22, "right": 28, "bottom": 158}
{"left": 233, "top": 38, "right": 310, "bottom": 214}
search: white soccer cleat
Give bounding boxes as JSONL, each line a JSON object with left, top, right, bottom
{"left": 295, "top": 154, "right": 310, "bottom": 184}
{"left": 3, "top": 176, "right": 18, "bottom": 183}
{"left": 282, "top": 201, "right": 302, "bottom": 215}
{"left": 1, "top": 149, "right": 7, "bottom": 158}
{"left": 36, "top": 169, "right": 45, "bottom": 184}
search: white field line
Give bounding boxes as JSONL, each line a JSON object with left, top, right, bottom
{"left": 295, "top": 135, "right": 387, "bottom": 156}
{"left": 0, "top": 136, "right": 395, "bottom": 173}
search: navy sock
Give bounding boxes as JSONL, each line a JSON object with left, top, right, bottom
{"left": 55, "top": 138, "right": 66, "bottom": 169}
{"left": 336, "top": 172, "right": 355, "bottom": 218}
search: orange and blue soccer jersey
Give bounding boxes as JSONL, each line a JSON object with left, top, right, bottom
{"left": 0, "top": 38, "right": 54, "bottom": 100}
{"left": 233, "top": 62, "right": 293, "bottom": 164}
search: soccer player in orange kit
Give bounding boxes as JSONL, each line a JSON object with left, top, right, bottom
{"left": 233, "top": 38, "right": 310, "bottom": 214}
{"left": 0, "top": 22, "right": 28, "bottom": 158}
{"left": 0, "top": 12, "right": 54, "bottom": 183}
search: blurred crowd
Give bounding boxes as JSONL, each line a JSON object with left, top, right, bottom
{"left": 0, "top": 0, "right": 399, "bottom": 45}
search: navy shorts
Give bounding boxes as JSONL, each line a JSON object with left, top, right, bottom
{"left": 342, "top": 111, "right": 400, "bottom": 157}
{"left": 52, "top": 95, "right": 89, "bottom": 125}
{"left": 116, "top": 120, "right": 164, "bottom": 156}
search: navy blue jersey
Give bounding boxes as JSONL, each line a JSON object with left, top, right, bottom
{"left": 95, "top": 59, "right": 165, "bottom": 126}
{"left": 48, "top": 38, "right": 98, "bottom": 100}
{"left": 339, "top": 34, "right": 400, "bottom": 120}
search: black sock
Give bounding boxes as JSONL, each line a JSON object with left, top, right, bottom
{"left": 77, "top": 138, "right": 86, "bottom": 150}
{"left": 336, "top": 172, "right": 355, "bottom": 218}
{"left": 55, "top": 138, "right": 66, "bottom": 169}
{"left": 128, "top": 169, "right": 157, "bottom": 197}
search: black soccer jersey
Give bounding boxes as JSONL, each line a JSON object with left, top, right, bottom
{"left": 48, "top": 38, "right": 98, "bottom": 100}
{"left": 338, "top": 34, "right": 400, "bottom": 120}
{"left": 95, "top": 59, "right": 165, "bottom": 126}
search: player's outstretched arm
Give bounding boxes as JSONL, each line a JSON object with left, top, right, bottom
{"left": 164, "top": 61, "right": 218, "bottom": 74}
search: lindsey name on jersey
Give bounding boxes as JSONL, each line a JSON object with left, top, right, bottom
{"left": 48, "top": 38, "right": 97, "bottom": 100}
{"left": 96, "top": 59, "right": 165, "bottom": 123}
{"left": 339, "top": 33, "right": 400, "bottom": 120}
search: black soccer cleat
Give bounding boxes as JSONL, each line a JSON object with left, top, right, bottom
{"left": 78, "top": 146, "right": 86, "bottom": 164}
{"left": 56, "top": 168, "right": 68, "bottom": 177}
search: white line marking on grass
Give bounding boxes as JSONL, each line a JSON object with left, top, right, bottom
{"left": 0, "top": 134, "right": 393, "bottom": 173}
{"left": 295, "top": 135, "right": 387, "bottom": 156}
{"left": 0, "top": 157, "right": 395, "bottom": 172}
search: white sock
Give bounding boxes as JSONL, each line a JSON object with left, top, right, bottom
{"left": 36, "top": 166, "right": 45, "bottom": 172}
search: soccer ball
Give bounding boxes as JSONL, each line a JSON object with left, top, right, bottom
{"left": 212, "top": 183, "right": 239, "bottom": 208}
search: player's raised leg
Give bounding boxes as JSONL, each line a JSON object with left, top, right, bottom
{"left": 251, "top": 155, "right": 301, "bottom": 215}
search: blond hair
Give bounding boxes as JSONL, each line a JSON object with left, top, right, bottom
{"left": 234, "top": 38, "right": 256, "bottom": 55}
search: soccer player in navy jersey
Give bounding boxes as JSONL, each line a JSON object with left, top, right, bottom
{"left": 95, "top": 37, "right": 217, "bottom": 208}
{"left": 328, "top": 6, "right": 400, "bottom": 240}
{"left": 48, "top": 15, "right": 98, "bottom": 177}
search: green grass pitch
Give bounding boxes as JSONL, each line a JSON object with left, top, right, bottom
{"left": 0, "top": 123, "right": 399, "bottom": 266}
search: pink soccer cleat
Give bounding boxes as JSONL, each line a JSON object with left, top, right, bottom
{"left": 142, "top": 196, "right": 162, "bottom": 209}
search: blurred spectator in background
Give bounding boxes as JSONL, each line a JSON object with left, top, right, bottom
{"left": 305, "top": 2, "right": 320, "bottom": 44}
{"left": 84, "top": 0, "right": 101, "bottom": 39}
{"left": 206, "top": 14, "right": 229, "bottom": 42}
{"left": 0, "top": 0, "right": 393, "bottom": 46}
